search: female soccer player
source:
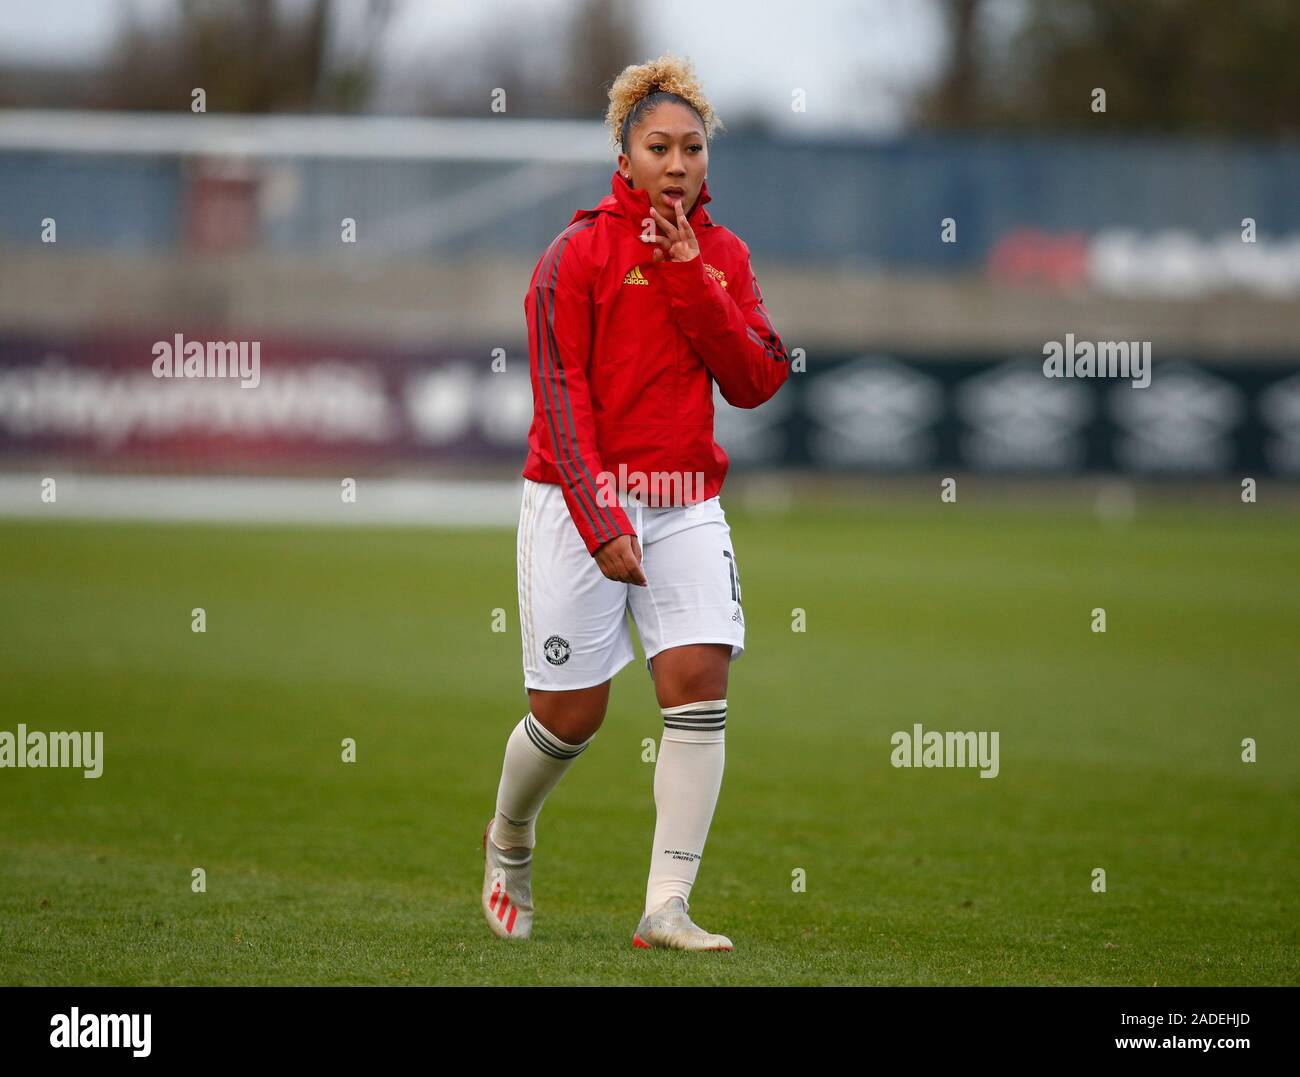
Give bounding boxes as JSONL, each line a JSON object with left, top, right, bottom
{"left": 482, "top": 53, "right": 790, "bottom": 951}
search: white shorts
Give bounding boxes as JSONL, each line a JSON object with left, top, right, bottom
{"left": 517, "top": 478, "right": 746, "bottom": 691}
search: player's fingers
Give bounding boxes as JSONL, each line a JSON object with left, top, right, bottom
{"left": 626, "top": 539, "right": 646, "bottom": 585}
{"left": 597, "top": 546, "right": 624, "bottom": 581}
{"left": 650, "top": 207, "right": 677, "bottom": 240}
{"left": 613, "top": 547, "right": 643, "bottom": 586}
{"left": 678, "top": 202, "right": 695, "bottom": 241}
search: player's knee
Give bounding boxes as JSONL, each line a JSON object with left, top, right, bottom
{"left": 655, "top": 667, "right": 729, "bottom": 709}
{"left": 550, "top": 710, "right": 605, "bottom": 744}
{"left": 658, "top": 643, "right": 729, "bottom": 694}
{"left": 527, "top": 685, "right": 609, "bottom": 744}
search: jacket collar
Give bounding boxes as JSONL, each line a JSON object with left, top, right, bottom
{"left": 574, "top": 168, "right": 713, "bottom": 231}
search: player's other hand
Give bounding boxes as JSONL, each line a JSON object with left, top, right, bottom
{"left": 594, "top": 534, "right": 647, "bottom": 586}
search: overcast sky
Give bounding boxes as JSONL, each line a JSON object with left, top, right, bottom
{"left": 0, "top": 0, "right": 956, "bottom": 133}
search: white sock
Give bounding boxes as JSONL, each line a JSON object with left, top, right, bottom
{"left": 644, "top": 699, "right": 727, "bottom": 916}
{"left": 491, "top": 712, "right": 592, "bottom": 851}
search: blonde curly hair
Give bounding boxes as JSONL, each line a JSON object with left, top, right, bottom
{"left": 604, "top": 52, "right": 723, "bottom": 153}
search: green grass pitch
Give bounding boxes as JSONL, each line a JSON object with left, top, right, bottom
{"left": 1, "top": 498, "right": 1296, "bottom": 985}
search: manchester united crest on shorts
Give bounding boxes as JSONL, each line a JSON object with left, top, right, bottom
{"left": 543, "top": 635, "right": 571, "bottom": 665}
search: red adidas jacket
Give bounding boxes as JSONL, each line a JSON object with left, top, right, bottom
{"left": 522, "top": 168, "right": 790, "bottom": 556}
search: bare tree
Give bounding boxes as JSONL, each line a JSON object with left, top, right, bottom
{"left": 913, "top": 0, "right": 1300, "bottom": 135}
{"left": 919, "top": 0, "right": 986, "bottom": 129}
{"left": 565, "top": 0, "right": 640, "bottom": 115}
{"left": 94, "top": 0, "right": 392, "bottom": 112}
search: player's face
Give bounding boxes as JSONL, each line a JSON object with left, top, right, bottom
{"left": 618, "top": 103, "right": 708, "bottom": 223}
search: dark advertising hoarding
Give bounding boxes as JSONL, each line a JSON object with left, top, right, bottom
{"left": 0, "top": 332, "right": 1296, "bottom": 480}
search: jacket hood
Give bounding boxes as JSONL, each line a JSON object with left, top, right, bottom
{"left": 570, "top": 168, "right": 713, "bottom": 230}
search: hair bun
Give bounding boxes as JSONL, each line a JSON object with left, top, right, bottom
{"left": 605, "top": 52, "right": 723, "bottom": 152}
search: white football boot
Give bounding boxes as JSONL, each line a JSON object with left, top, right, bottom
{"left": 632, "top": 896, "right": 733, "bottom": 951}
{"left": 481, "top": 819, "right": 534, "bottom": 940}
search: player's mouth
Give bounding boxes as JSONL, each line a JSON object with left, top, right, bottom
{"left": 662, "top": 186, "right": 686, "bottom": 202}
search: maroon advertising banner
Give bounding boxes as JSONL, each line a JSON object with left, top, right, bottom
{"left": 0, "top": 330, "right": 534, "bottom": 475}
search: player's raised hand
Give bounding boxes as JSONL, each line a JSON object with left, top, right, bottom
{"left": 593, "top": 534, "right": 647, "bottom": 586}
{"left": 644, "top": 200, "right": 700, "bottom": 263}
